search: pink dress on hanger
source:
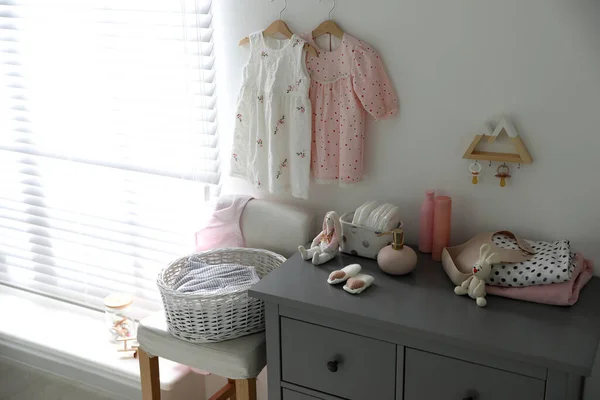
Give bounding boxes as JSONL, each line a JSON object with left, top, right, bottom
{"left": 299, "top": 33, "right": 399, "bottom": 185}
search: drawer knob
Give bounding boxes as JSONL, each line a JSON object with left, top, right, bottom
{"left": 326, "top": 360, "right": 339, "bottom": 372}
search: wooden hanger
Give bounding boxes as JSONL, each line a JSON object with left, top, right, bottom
{"left": 239, "top": 19, "right": 318, "bottom": 57}
{"left": 312, "top": 20, "right": 344, "bottom": 40}
{"left": 312, "top": 0, "right": 343, "bottom": 39}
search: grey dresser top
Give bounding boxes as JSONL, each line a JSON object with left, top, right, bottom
{"left": 249, "top": 251, "right": 600, "bottom": 376}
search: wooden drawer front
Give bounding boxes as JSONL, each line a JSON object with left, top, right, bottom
{"left": 281, "top": 318, "right": 395, "bottom": 400}
{"left": 404, "top": 349, "right": 545, "bottom": 400}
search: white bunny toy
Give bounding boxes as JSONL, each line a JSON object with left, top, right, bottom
{"left": 298, "top": 211, "right": 342, "bottom": 265}
{"left": 454, "top": 244, "right": 498, "bottom": 307}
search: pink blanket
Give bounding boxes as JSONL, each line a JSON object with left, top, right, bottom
{"left": 194, "top": 195, "right": 253, "bottom": 252}
{"left": 486, "top": 254, "right": 594, "bottom": 306}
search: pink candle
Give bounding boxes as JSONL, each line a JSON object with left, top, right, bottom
{"left": 418, "top": 190, "right": 435, "bottom": 253}
{"left": 432, "top": 196, "right": 452, "bottom": 261}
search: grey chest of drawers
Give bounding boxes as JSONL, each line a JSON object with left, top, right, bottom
{"left": 249, "top": 252, "right": 600, "bottom": 400}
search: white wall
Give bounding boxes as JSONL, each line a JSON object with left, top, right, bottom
{"left": 212, "top": 0, "right": 600, "bottom": 265}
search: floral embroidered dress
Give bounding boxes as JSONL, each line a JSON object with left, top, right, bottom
{"left": 299, "top": 33, "right": 399, "bottom": 186}
{"left": 230, "top": 32, "right": 311, "bottom": 199}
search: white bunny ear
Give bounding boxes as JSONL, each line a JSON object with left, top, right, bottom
{"left": 331, "top": 211, "right": 342, "bottom": 238}
{"left": 479, "top": 244, "right": 491, "bottom": 260}
{"left": 486, "top": 252, "right": 499, "bottom": 265}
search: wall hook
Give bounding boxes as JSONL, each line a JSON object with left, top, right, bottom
{"left": 462, "top": 116, "right": 533, "bottom": 164}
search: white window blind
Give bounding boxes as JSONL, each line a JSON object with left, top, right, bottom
{"left": 0, "top": 0, "right": 219, "bottom": 317}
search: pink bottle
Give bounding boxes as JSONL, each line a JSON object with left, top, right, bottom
{"left": 418, "top": 190, "right": 435, "bottom": 253}
{"left": 432, "top": 196, "right": 452, "bottom": 261}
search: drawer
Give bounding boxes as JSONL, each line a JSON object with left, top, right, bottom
{"left": 282, "top": 387, "right": 346, "bottom": 400}
{"left": 280, "top": 318, "right": 395, "bottom": 400}
{"left": 282, "top": 388, "right": 322, "bottom": 400}
{"left": 404, "top": 348, "right": 545, "bottom": 400}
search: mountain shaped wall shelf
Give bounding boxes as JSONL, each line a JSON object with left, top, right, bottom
{"left": 462, "top": 117, "right": 533, "bottom": 164}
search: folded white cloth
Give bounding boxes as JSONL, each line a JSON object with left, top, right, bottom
{"left": 365, "top": 204, "right": 391, "bottom": 229}
{"left": 377, "top": 205, "right": 401, "bottom": 232}
{"left": 486, "top": 233, "right": 574, "bottom": 287}
{"left": 172, "top": 255, "right": 260, "bottom": 295}
{"left": 352, "top": 201, "right": 401, "bottom": 232}
{"left": 352, "top": 201, "right": 380, "bottom": 226}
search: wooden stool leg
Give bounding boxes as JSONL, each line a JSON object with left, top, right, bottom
{"left": 138, "top": 348, "right": 161, "bottom": 400}
{"left": 227, "top": 379, "right": 237, "bottom": 400}
{"left": 234, "top": 378, "right": 257, "bottom": 400}
{"left": 208, "top": 379, "right": 236, "bottom": 400}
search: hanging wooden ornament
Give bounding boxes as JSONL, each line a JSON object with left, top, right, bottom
{"left": 495, "top": 163, "right": 511, "bottom": 187}
{"left": 463, "top": 117, "right": 533, "bottom": 164}
{"left": 469, "top": 161, "right": 482, "bottom": 184}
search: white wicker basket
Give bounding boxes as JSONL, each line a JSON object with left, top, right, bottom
{"left": 157, "top": 248, "right": 286, "bottom": 343}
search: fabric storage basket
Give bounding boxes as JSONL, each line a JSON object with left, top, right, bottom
{"left": 157, "top": 248, "right": 286, "bottom": 343}
{"left": 339, "top": 212, "right": 403, "bottom": 259}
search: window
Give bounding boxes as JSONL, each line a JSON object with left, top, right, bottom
{"left": 0, "top": 0, "right": 218, "bottom": 317}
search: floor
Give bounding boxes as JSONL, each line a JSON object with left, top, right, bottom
{"left": 0, "top": 358, "right": 118, "bottom": 400}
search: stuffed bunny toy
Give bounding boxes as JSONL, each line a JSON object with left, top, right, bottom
{"left": 454, "top": 244, "right": 498, "bottom": 307}
{"left": 299, "top": 211, "right": 342, "bottom": 265}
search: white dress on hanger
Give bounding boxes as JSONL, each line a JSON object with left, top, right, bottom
{"left": 230, "top": 32, "right": 312, "bottom": 199}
